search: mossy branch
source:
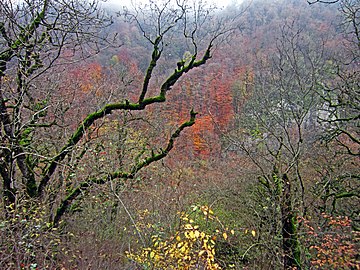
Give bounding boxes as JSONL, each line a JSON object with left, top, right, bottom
{"left": 138, "top": 36, "right": 162, "bottom": 103}
{"left": 52, "top": 110, "right": 197, "bottom": 226}
{"left": 52, "top": 178, "right": 105, "bottom": 227}
{"left": 0, "top": 1, "right": 47, "bottom": 77}
{"left": 38, "top": 43, "right": 212, "bottom": 197}
{"left": 111, "top": 109, "right": 197, "bottom": 178}
{"left": 38, "top": 100, "right": 141, "bottom": 196}
{"left": 160, "top": 44, "right": 212, "bottom": 97}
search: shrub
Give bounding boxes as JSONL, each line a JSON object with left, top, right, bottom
{"left": 126, "top": 205, "right": 235, "bottom": 269}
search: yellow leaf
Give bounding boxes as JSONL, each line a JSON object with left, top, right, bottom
{"left": 176, "top": 235, "right": 181, "bottom": 241}
{"left": 223, "top": 232, "right": 228, "bottom": 240}
{"left": 251, "top": 230, "right": 256, "bottom": 237}
{"left": 199, "top": 250, "right": 206, "bottom": 256}
{"left": 150, "top": 251, "right": 155, "bottom": 259}
{"left": 230, "top": 230, "right": 235, "bottom": 235}
{"left": 180, "top": 245, "right": 187, "bottom": 253}
{"left": 184, "top": 224, "right": 193, "bottom": 230}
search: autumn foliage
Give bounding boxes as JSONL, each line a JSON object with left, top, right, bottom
{"left": 301, "top": 214, "right": 359, "bottom": 269}
{"left": 1, "top": 0, "right": 359, "bottom": 269}
{"left": 126, "top": 205, "right": 235, "bottom": 270}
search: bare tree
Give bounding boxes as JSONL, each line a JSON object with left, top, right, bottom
{"left": 318, "top": 0, "right": 359, "bottom": 156}
{"left": 311, "top": 0, "right": 359, "bottom": 227}
{"left": 0, "top": 0, "right": 114, "bottom": 209}
{"left": 307, "top": 0, "right": 340, "bottom": 4}
{"left": 226, "top": 20, "right": 329, "bottom": 269}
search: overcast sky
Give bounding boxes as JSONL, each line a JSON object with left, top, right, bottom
{"left": 103, "top": 0, "right": 244, "bottom": 9}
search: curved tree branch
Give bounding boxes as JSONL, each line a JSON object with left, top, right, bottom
{"left": 52, "top": 109, "right": 197, "bottom": 226}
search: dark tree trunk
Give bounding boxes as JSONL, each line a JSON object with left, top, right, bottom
{"left": 281, "top": 173, "right": 301, "bottom": 269}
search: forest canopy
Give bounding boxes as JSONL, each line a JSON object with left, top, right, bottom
{"left": 0, "top": 0, "right": 358, "bottom": 269}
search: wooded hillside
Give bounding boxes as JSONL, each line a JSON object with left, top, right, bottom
{"left": 1, "top": 0, "right": 358, "bottom": 269}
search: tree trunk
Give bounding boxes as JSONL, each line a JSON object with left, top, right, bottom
{"left": 281, "top": 173, "right": 301, "bottom": 269}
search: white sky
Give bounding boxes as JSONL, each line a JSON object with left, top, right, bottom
{"left": 103, "top": 0, "right": 244, "bottom": 9}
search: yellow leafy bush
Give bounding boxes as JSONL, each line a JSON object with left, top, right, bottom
{"left": 126, "top": 205, "right": 232, "bottom": 269}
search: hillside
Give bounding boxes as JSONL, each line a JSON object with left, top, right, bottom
{"left": 0, "top": 0, "right": 358, "bottom": 269}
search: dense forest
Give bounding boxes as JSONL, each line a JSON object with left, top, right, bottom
{"left": 0, "top": 0, "right": 358, "bottom": 269}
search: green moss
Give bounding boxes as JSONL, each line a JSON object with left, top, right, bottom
{"left": 19, "top": 127, "right": 33, "bottom": 146}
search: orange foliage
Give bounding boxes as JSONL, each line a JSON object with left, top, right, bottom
{"left": 70, "top": 62, "right": 103, "bottom": 93}
{"left": 191, "top": 116, "right": 217, "bottom": 157}
{"left": 300, "top": 214, "right": 359, "bottom": 269}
